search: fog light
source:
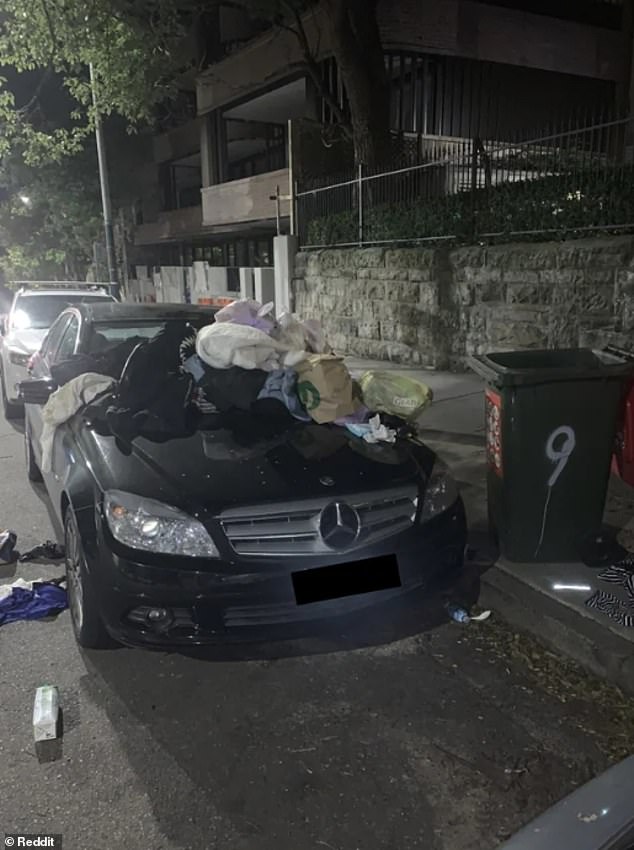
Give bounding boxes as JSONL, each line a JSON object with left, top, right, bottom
{"left": 146, "top": 607, "right": 173, "bottom": 627}
{"left": 127, "top": 606, "right": 175, "bottom": 632}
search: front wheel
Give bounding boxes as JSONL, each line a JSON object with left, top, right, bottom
{"left": 64, "top": 507, "right": 114, "bottom": 649}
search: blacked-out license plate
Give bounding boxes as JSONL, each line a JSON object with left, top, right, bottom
{"left": 292, "top": 554, "right": 401, "bottom": 606}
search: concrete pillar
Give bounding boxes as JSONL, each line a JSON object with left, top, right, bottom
{"left": 207, "top": 267, "right": 230, "bottom": 295}
{"left": 273, "top": 235, "right": 298, "bottom": 314}
{"left": 240, "top": 267, "right": 255, "bottom": 300}
{"left": 201, "top": 114, "right": 215, "bottom": 188}
{"left": 254, "top": 268, "right": 276, "bottom": 307}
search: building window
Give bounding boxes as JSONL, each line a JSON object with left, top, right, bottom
{"left": 225, "top": 120, "right": 287, "bottom": 182}
{"left": 159, "top": 156, "right": 202, "bottom": 212}
{"left": 319, "top": 52, "right": 615, "bottom": 141}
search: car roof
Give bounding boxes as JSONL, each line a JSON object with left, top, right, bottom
{"left": 74, "top": 302, "right": 219, "bottom": 323}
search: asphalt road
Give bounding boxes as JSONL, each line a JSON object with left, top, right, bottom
{"left": 0, "top": 412, "right": 628, "bottom": 850}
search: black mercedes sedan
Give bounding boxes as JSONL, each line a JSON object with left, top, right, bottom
{"left": 21, "top": 302, "right": 467, "bottom": 649}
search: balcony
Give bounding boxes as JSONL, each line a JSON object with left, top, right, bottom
{"left": 201, "top": 169, "right": 290, "bottom": 228}
{"left": 196, "top": 0, "right": 624, "bottom": 117}
{"left": 134, "top": 206, "right": 203, "bottom": 246}
{"left": 153, "top": 119, "right": 201, "bottom": 164}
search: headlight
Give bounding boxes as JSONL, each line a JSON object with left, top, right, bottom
{"left": 9, "top": 348, "right": 30, "bottom": 366}
{"left": 420, "top": 459, "right": 460, "bottom": 523}
{"left": 104, "top": 490, "right": 219, "bottom": 558}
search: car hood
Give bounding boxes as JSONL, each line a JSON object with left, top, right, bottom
{"left": 77, "top": 420, "right": 434, "bottom": 516}
{"left": 5, "top": 328, "right": 47, "bottom": 354}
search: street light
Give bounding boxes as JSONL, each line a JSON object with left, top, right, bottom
{"left": 89, "top": 63, "right": 120, "bottom": 299}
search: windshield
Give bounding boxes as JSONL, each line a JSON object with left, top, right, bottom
{"left": 88, "top": 317, "right": 214, "bottom": 353}
{"left": 11, "top": 293, "right": 112, "bottom": 331}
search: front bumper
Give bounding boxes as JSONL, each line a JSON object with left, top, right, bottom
{"left": 87, "top": 501, "right": 467, "bottom": 646}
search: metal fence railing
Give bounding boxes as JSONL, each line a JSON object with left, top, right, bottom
{"left": 295, "top": 116, "right": 634, "bottom": 249}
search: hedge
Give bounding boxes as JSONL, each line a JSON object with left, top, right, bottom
{"left": 304, "top": 167, "right": 634, "bottom": 246}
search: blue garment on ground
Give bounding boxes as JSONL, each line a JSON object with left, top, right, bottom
{"left": 0, "top": 583, "right": 68, "bottom": 626}
{"left": 258, "top": 368, "right": 311, "bottom": 421}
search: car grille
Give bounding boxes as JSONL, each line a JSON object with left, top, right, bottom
{"left": 219, "top": 486, "right": 419, "bottom": 557}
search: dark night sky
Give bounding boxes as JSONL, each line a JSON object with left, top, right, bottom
{"left": 1, "top": 65, "right": 81, "bottom": 127}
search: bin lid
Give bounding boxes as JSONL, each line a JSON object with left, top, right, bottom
{"left": 467, "top": 348, "right": 634, "bottom": 388}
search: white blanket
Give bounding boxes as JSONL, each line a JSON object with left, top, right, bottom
{"left": 40, "top": 373, "right": 115, "bottom": 473}
{"left": 196, "top": 322, "right": 306, "bottom": 372}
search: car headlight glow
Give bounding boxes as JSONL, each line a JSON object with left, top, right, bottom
{"left": 104, "top": 490, "right": 219, "bottom": 558}
{"left": 420, "top": 459, "right": 460, "bottom": 523}
{"left": 8, "top": 347, "right": 30, "bottom": 366}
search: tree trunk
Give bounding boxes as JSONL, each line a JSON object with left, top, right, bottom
{"left": 322, "top": 0, "right": 390, "bottom": 167}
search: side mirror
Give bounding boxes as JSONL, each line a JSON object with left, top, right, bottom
{"left": 19, "top": 379, "right": 57, "bottom": 406}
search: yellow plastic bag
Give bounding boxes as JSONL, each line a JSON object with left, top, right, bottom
{"left": 359, "top": 371, "right": 433, "bottom": 420}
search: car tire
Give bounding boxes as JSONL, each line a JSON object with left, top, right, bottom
{"left": 24, "top": 421, "right": 42, "bottom": 483}
{"left": 1, "top": 370, "right": 22, "bottom": 420}
{"left": 64, "top": 507, "right": 114, "bottom": 650}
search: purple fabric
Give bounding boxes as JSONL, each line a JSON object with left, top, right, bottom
{"left": 334, "top": 405, "right": 371, "bottom": 427}
{"left": 214, "top": 300, "right": 275, "bottom": 334}
{"left": 0, "top": 583, "right": 68, "bottom": 626}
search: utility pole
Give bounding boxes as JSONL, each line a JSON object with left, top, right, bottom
{"left": 90, "top": 63, "right": 120, "bottom": 299}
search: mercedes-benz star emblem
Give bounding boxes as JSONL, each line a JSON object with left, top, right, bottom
{"left": 319, "top": 476, "right": 335, "bottom": 487}
{"left": 319, "top": 502, "right": 360, "bottom": 551}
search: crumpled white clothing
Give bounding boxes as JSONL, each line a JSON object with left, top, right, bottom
{"left": 346, "top": 414, "right": 397, "bottom": 445}
{"left": 40, "top": 373, "right": 115, "bottom": 473}
{"left": 196, "top": 322, "right": 306, "bottom": 372}
{"left": 365, "top": 415, "right": 397, "bottom": 445}
{"left": 0, "top": 578, "right": 36, "bottom": 603}
{"left": 275, "top": 313, "right": 329, "bottom": 354}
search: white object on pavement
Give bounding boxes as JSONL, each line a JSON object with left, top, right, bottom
{"left": 0, "top": 577, "right": 38, "bottom": 602}
{"left": 33, "top": 685, "right": 61, "bottom": 742}
{"left": 40, "top": 373, "right": 115, "bottom": 473}
{"left": 471, "top": 610, "right": 492, "bottom": 622}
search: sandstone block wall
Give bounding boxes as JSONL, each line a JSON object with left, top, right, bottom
{"left": 292, "top": 237, "right": 634, "bottom": 369}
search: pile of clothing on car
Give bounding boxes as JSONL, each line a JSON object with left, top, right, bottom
{"left": 38, "top": 299, "right": 433, "bottom": 465}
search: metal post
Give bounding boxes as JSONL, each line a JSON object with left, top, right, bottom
{"left": 92, "top": 241, "right": 101, "bottom": 283}
{"left": 357, "top": 163, "right": 364, "bottom": 246}
{"left": 90, "top": 63, "right": 120, "bottom": 299}
{"left": 288, "top": 119, "right": 296, "bottom": 236}
{"left": 274, "top": 186, "right": 281, "bottom": 235}
{"left": 119, "top": 208, "right": 129, "bottom": 300}
{"left": 470, "top": 138, "right": 479, "bottom": 241}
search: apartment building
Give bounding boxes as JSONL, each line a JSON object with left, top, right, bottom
{"left": 133, "top": 0, "right": 630, "bottom": 269}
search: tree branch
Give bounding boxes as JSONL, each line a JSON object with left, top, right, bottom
{"left": 275, "top": 1, "right": 352, "bottom": 138}
{"left": 17, "top": 67, "right": 54, "bottom": 117}
{"left": 39, "top": 0, "right": 60, "bottom": 51}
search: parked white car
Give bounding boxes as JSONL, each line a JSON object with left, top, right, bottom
{"left": 0, "top": 283, "right": 115, "bottom": 418}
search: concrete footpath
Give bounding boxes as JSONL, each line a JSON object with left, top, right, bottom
{"left": 347, "top": 358, "right": 634, "bottom": 696}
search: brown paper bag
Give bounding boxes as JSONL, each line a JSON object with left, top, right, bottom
{"left": 296, "top": 355, "right": 357, "bottom": 424}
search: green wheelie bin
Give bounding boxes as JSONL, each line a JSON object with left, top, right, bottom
{"left": 468, "top": 349, "right": 633, "bottom": 563}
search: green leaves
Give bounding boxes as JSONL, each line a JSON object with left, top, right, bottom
{"left": 0, "top": 0, "right": 190, "bottom": 163}
{"left": 0, "top": 147, "right": 103, "bottom": 279}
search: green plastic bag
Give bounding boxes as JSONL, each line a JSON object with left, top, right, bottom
{"left": 359, "top": 371, "right": 433, "bottom": 420}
